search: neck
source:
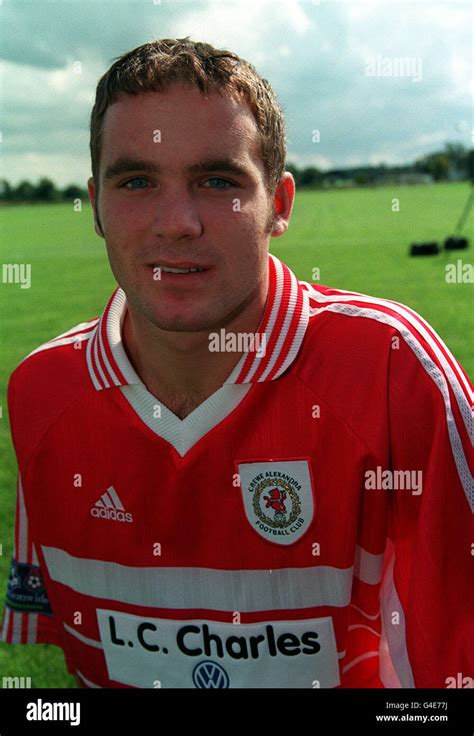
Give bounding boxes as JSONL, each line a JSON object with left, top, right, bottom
{"left": 121, "top": 274, "right": 269, "bottom": 412}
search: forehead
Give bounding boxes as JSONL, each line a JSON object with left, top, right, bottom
{"left": 100, "top": 84, "right": 263, "bottom": 169}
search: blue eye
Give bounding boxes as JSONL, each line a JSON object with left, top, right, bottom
{"left": 122, "top": 178, "right": 150, "bottom": 190}
{"left": 205, "top": 178, "right": 233, "bottom": 189}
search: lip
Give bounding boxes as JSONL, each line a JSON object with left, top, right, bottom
{"left": 148, "top": 261, "right": 210, "bottom": 270}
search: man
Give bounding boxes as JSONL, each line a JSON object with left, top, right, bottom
{"left": 1, "top": 37, "right": 472, "bottom": 689}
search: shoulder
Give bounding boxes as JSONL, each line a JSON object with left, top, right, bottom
{"left": 300, "top": 280, "right": 467, "bottom": 370}
{"left": 302, "top": 280, "right": 421, "bottom": 336}
{"left": 298, "top": 280, "right": 408, "bottom": 372}
{"left": 298, "top": 278, "right": 472, "bottom": 434}
{"left": 8, "top": 316, "right": 99, "bottom": 465}
{"left": 10, "top": 316, "right": 99, "bottom": 388}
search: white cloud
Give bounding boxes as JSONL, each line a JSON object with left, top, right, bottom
{"left": 1, "top": 0, "right": 470, "bottom": 185}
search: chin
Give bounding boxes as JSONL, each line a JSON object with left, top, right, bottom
{"left": 150, "top": 313, "right": 216, "bottom": 333}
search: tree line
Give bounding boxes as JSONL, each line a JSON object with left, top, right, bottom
{"left": 0, "top": 178, "right": 87, "bottom": 203}
{"left": 1, "top": 143, "right": 472, "bottom": 202}
{"left": 287, "top": 143, "right": 473, "bottom": 188}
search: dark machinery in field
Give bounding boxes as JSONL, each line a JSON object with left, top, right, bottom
{"left": 409, "top": 152, "right": 473, "bottom": 256}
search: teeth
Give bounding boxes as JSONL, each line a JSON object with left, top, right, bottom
{"left": 156, "top": 265, "right": 205, "bottom": 274}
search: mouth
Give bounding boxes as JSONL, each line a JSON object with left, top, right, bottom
{"left": 148, "top": 262, "right": 212, "bottom": 282}
{"left": 155, "top": 264, "right": 206, "bottom": 274}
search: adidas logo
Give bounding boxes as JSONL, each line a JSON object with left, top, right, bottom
{"left": 91, "top": 486, "right": 133, "bottom": 523}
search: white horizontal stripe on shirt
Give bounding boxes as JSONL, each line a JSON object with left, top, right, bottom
{"left": 42, "top": 546, "right": 353, "bottom": 612}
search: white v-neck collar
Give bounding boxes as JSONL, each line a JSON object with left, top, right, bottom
{"left": 119, "top": 382, "right": 252, "bottom": 457}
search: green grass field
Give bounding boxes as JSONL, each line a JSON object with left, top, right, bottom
{"left": 0, "top": 182, "right": 472, "bottom": 687}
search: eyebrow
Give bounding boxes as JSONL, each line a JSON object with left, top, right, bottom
{"left": 103, "top": 157, "right": 251, "bottom": 182}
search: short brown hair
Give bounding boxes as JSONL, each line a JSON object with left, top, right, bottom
{"left": 90, "top": 37, "right": 287, "bottom": 196}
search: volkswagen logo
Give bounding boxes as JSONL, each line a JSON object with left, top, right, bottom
{"left": 192, "top": 660, "right": 230, "bottom": 688}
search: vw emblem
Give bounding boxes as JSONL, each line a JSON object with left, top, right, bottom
{"left": 192, "top": 660, "right": 230, "bottom": 689}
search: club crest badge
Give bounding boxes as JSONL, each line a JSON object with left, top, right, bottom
{"left": 237, "top": 460, "right": 315, "bottom": 545}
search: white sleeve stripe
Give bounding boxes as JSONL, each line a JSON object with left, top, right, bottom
{"left": 12, "top": 611, "right": 23, "bottom": 644}
{"left": 320, "top": 298, "right": 473, "bottom": 435}
{"left": 379, "top": 620, "right": 402, "bottom": 687}
{"left": 380, "top": 550, "right": 415, "bottom": 688}
{"left": 307, "top": 288, "right": 472, "bottom": 404}
{"left": 24, "top": 324, "right": 98, "bottom": 360}
{"left": 18, "top": 475, "right": 28, "bottom": 563}
{"left": 49, "top": 319, "right": 99, "bottom": 342}
{"left": 27, "top": 613, "right": 38, "bottom": 644}
{"left": 303, "top": 283, "right": 472, "bottom": 402}
{"left": 317, "top": 304, "right": 473, "bottom": 510}
{"left": 0, "top": 607, "right": 11, "bottom": 641}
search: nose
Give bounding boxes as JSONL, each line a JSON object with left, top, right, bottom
{"left": 150, "top": 186, "right": 203, "bottom": 241}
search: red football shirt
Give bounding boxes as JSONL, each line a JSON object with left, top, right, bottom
{"left": 1, "top": 254, "right": 472, "bottom": 688}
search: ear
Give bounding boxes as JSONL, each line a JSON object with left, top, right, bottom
{"left": 270, "top": 172, "right": 295, "bottom": 238}
{"left": 87, "top": 176, "right": 104, "bottom": 238}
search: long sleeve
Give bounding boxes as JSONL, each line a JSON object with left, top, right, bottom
{"left": 379, "top": 321, "right": 473, "bottom": 687}
{"left": 0, "top": 473, "right": 61, "bottom": 645}
{"left": 0, "top": 369, "right": 61, "bottom": 646}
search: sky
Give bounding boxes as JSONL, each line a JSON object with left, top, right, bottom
{"left": 0, "top": 0, "right": 472, "bottom": 186}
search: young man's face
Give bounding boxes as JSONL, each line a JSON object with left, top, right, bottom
{"left": 88, "top": 83, "right": 293, "bottom": 333}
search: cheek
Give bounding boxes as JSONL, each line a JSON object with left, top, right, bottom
{"left": 213, "top": 198, "right": 269, "bottom": 238}
{"left": 237, "top": 195, "right": 273, "bottom": 233}
{"left": 230, "top": 212, "right": 270, "bottom": 252}
{"left": 102, "top": 203, "right": 146, "bottom": 253}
